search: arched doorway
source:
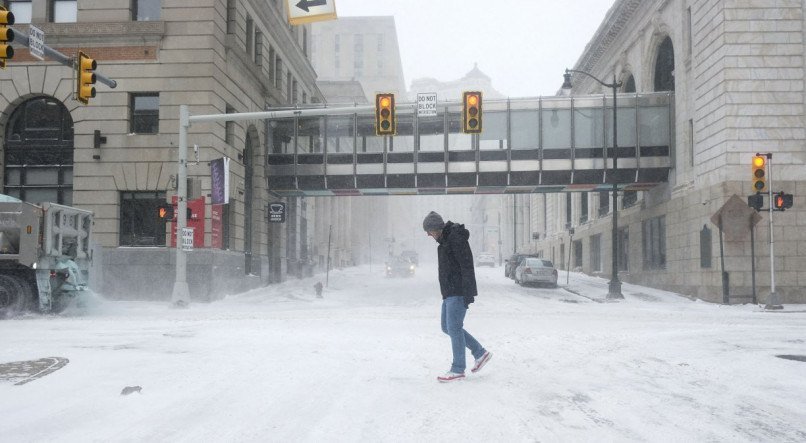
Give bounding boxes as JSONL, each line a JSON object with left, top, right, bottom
{"left": 654, "top": 37, "right": 675, "bottom": 92}
{"left": 4, "top": 97, "right": 74, "bottom": 204}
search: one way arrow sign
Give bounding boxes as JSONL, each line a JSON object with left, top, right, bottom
{"left": 287, "top": 0, "right": 337, "bottom": 25}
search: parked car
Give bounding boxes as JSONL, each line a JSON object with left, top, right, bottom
{"left": 476, "top": 253, "right": 496, "bottom": 267}
{"left": 505, "top": 253, "right": 539, "bottom": 279}
{"left": 514, "top": 258, "right": 558, "bottom": 287}
{"left": 386, "top": 257, "right": 415, "bottom": 278}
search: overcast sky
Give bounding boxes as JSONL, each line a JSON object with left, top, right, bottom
{"left": 333, "top": 0, "right": 616, "bottom": 98}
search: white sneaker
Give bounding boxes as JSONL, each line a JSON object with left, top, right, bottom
{"left": 437, "top": 371, "right": 466, "bottom": 382}
{"left": 471, "top": 351, "right": 492, "bottom": 373}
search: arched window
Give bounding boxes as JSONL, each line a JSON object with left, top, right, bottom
{"left": 623, "top": 74, "right": 636, "bottom": 93}
{"left": 654, "top": 37, "right": 675, "bottom": 91}
{"left": 4, "top": 97, "right": 74, "bottom": 205}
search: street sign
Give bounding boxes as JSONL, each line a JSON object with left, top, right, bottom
{"left": 28, "top": 25, "right": 44, "bottom": 61}
{"left": 181, "top": 227, "right": 194, "bottom": 251}
{"left": 287, "top": 0, "right": 337, "bottom": 25}
{"left": 417, "top": 93, "right": 437, "bottom": 117}
{"left": 268, "top": 202, "right": 286, "bottom": 223}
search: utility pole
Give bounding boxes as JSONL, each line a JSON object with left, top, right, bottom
{"left": 763, "top": 153, "right": 782, "bottom": 310}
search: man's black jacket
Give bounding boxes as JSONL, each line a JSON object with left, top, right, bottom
{"left": 436, "top": 221, "right": 477, "bottom": 307}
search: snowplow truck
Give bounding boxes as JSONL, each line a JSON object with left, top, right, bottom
{"left": 0, "top": 195, "right": 93, "bottom": 316}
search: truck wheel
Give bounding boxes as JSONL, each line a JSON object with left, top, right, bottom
{"left": 0, "top": 275, "right": 29, "bottom": 317}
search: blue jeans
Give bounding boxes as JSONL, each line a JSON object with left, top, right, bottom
{"left": 441, "top": 296, "right": 485, "bottom": 373}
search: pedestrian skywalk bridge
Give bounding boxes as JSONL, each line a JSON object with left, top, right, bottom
{"left": 266, "top": 93, "right": 673, "bottom": 197}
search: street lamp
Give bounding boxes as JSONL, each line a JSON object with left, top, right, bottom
{"left": 562, "top": 68, "right": 624, "bottom": 300}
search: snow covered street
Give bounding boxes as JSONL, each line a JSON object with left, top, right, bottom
{"left": 2, "top": 264, "right": 806, "bottom": 442}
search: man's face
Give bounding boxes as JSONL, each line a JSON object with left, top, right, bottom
{"left": 427, "top": 230, "right": 442, "bottom": 242}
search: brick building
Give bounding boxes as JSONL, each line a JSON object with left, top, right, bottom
{"left": 0, "top": 0, "right": 323, "bottom": 299}
{"left": 529, "top": 0, "right": 805, "bottom": 304}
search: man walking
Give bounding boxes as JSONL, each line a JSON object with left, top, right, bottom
{"left": 422, "top": 211, "right": 492, "bottom": 382}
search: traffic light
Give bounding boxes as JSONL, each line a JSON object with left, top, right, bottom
{"left": 462, "top": 91, "right": 482, "bottom": 134}
{"left": 76, "top": 51, "right": 97, "bottom": 105}
{"left": 375, "top": 93, "right": 396, "bottom": 136}
{"left": 751, "top": 155, "right": 767, "bottom": 193}
{"left": 157, "top": 204, "right": 174, "bottom": 220}
{"left": 773, "top": 192, "right": 793, "bottom": 211}
{"left": 0, "top": 7, "right": 14, "bottom": 69}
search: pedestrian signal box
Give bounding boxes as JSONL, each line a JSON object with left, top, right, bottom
{"left": 773, "top": 192, "right": 793, "bottom": 211}
{"left": 157, "top": 205, "right": 174, "bottom": 220}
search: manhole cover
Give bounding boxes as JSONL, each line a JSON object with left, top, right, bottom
{"left": 776, "top": 355, "right": 806, "bottom": 363}
{"left": 0, "top": 357, "right": 69, "bottom": 385}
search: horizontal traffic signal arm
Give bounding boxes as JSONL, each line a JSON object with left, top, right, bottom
{"left": 1, "top": 26, "right": 117, "bottom": 89}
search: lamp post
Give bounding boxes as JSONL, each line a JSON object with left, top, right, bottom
{"left": 562, "top": 68, "right": 624, "bottom": 300}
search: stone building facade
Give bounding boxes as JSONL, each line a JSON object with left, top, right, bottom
{"left": 0, "top": 0, "right": 324, "bottom": 300}
{"left": 530, "top": 0, "right": 805, "bottom": 303}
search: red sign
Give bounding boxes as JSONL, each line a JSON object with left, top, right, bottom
{"left": 170, "top": 196, "right": 206, "bottom": 248}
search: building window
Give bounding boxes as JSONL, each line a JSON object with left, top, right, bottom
{"left": 700, "top": 225, "right": 712, "bottom": 269}
{"left": 642, "top": 215, "right": 667, "bottom": 270}
{"left": 275, "top": 57, "right": 282, "bottom": 89}
{"left": 598, "top": 191, "right": 609, "bottom": 216}
{"left": 623, "top": 74, "right": 636, "bottom": 93}
{"left": 245, "top": 16, "right": 253, "bottom": 56}
{"left": 618, "top": 227, "right": 629, "bottom": 271}
{"left": 50, "top": 0, "right": 76, "bottom": 23}
{"left": 119, "top": 191, "right": 167, "bottom": 246}
{"left": 590, "top": 234, "right": 602, "bottom": 272}
{"left": 226, "top": 0, "right": 236, "bottom": 34}
{"left": 268, "top": 46, "right": 275, "bottom": 84}
{"left": 565, "top": 193, "right": 572, "bottom": 228}
{"left": 334, "top": 34, "right": 340, "bottom": 52}
{"left": 8, "top": 0, "right": 32, "bottom": 23}
{"left": 130, "top": 93, "right": 159, "bottom": 134}
{"left": 286, "top": 72, "right": 292, "bottom": 102}
{"left": 579, "top": 192, "right": 588, "bottom": 224}
{"left": 254, "top": 30, "right": 262, "bottom": 65}
{"left": 573, "top": 240, "right": 582, "bottom": 268}
{"left": 133, "top": 0, "right": 160, "bottom": 21}
{"left": 225, "top": 105, "right": 235, "bottom": 145}
{"left": 377, "top": 34, "right": 384, "bottom": 51}
{"left": 623, "top": 191, "right": 638, "bottom": 209}
{"left": 4, "top": 97, "right": 74, "bottom": 205}
{"left": 302, "top": 92, "right": 307, "bottom": 104}
{"left": 302, "top": 27, "right": 308, "bottom": 57}
{"left": 654, "top": 36, "right": 675, "bottom": 92}
{"left": 292, "top": 79, "right": 298, "bottom": 104}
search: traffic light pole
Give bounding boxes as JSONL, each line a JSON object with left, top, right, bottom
{"left": 170, "top": 105, "right": 191, "bottom": 307}
{"left": 763, "top": 153, "right": 782, "bottom": 309}
{"left": 9, "top": 27, "right": 117, "bottom": 88}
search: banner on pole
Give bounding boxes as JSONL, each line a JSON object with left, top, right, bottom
{"left": 211, "top": 157, "right": 230, "bottom": 205}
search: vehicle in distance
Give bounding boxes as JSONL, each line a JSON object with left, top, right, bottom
{"left": 514, "top": 258, "right": 558, "bottom": 287}
{"left": 386, "top": 256, "right": 415, "bottom": 278}
{"left": 476, "top": 253, "right": 496, "bottom": 267}
{"left": 400, "top": 250, "right": 419, "bottom": 266}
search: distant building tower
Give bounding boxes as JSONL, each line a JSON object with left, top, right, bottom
{"left": 311, "top": 16, "right": 407, "bottom": 102}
